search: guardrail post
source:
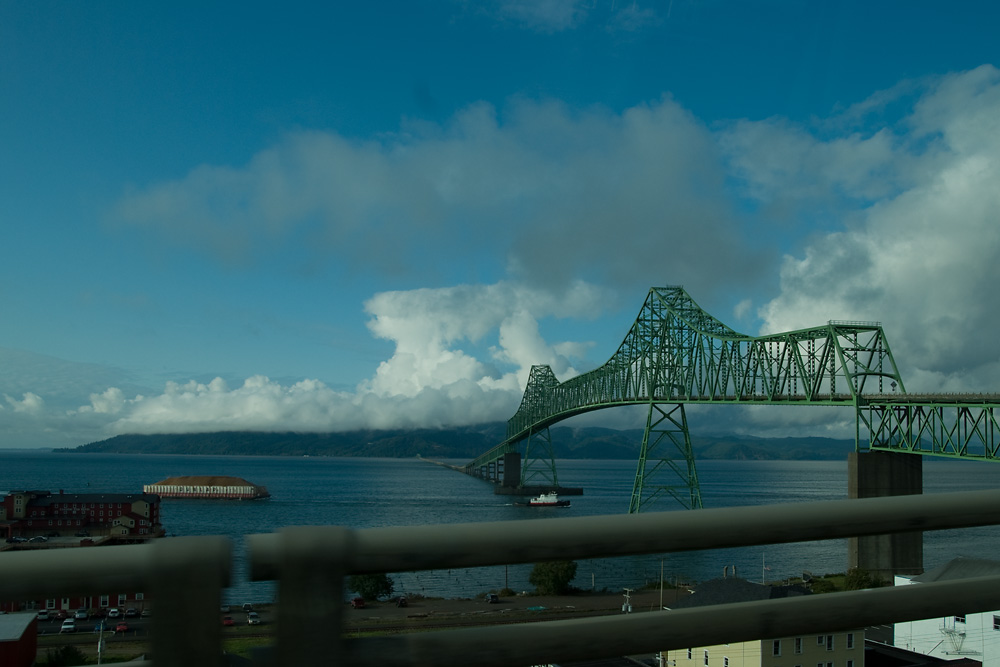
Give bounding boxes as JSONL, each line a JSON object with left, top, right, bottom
{"left": 149, "top": 536, "right": 231, "bottom": 667}
{"left": 261, "top": 526, "right": 354, "bottom": 665}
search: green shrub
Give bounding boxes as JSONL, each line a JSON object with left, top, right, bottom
{"left": 348, "top": 573, "right": 394, "bottom": 600}
{"left": 529, "top": 560, "right": 578, "bottom": 595}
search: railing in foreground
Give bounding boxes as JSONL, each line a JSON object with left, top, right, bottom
{"left": 6, "top": 490, "right": 1000, "bottom": 666}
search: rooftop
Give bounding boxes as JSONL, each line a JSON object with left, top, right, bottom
{"left": 0, "top": 612, "right": 35, "bottom": 642}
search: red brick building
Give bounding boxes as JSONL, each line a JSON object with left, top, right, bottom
{"left": 1, "top": 489, "right": 163, "bottom": 540}
{"left": 1, "top": 490, "right": 164, "bottom": 615}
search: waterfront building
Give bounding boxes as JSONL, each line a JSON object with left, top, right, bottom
{"left": 893, "top": 558, "right": 1000, "bottom": 666}
{"left": 660, "top": 578, "right": 864, "bottom": 667}
{"left": 0, "top": 489, "right": 162, "bottom": 614}
{"left": 0, "top": 489, "right": 163, "bottom": 541}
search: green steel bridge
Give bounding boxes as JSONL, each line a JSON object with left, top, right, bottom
{"left": 465, "top": 286, "right": 1000, "bottom": 512}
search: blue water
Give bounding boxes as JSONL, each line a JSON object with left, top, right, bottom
{"left": 2, "top": 452, "right": 998, "bottom": 604}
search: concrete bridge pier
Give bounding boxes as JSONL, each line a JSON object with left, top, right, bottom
{"left": 501, "top": 452, "right": 521, "bottom": 487}
{"left": 847, "top": 451, "right": 923, "bottom": 580}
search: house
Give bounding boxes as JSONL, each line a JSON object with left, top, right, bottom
{"left": 660, "top": 578, "right": 864, "bottom": 667}
{"left": 893, "top": 557, "right": 1000, "bottom": 666}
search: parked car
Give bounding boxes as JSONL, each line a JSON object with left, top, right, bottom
{"left": 247, "top": 611, "right": 260, "bottom": 625}
{"left": 222, "top": 616, "right": 235, "bottom": 626}
{"left": 60, "top": 619, "right": 76, "bottom": 633}
{"left": 241, "top": 603, "right": 253, "bottom": 612}
{"left": 36, "top": 610, "right": 49, "bottom": 621}
{"left": 350, "top": 597, "right": 365, "bottom": 609}
{"left": 486, "top": 593, "right": 500, "bottom": 604}
{"left": 125, "top": 608, "right": 139, "bottom": 618}
{"left": 115, "top": 622, "right": 129, "bottom": 633}
{"left": 107, "top": 608, "right": 121, "bottom": 618}
{"left": 396, "top": 596, "right": 408, "bottom": 607}
{"left": 28, "top": 536, "right": 47, "bottom": 543}
{"left": 74, "top": 609, "right": 88, "bottom": 620}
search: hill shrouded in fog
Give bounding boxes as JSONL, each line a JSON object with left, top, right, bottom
{"left": 61, "top": 425, "right": 857, "bottom": 460}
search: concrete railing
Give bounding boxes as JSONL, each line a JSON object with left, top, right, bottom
{"left": 0, "top": 536, "right": 230, "bottom": 666}
{"left": 246, "top": 488, "right": 1000, "bottom": 666}
{"left": 8, "top": 489, "right": 1000, "bottom": 666}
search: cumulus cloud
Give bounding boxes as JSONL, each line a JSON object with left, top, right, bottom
{"left": 113, "top": 96, "right": 769, "bottom": 301}
{"left": 43, "top": 281, "right": 608, "bottom": 437}
{"left": 741, "top": 65, "right": 1000, "bottom": 393}
{"left": 4, "top": 392, "right": 44, "bottom": 414}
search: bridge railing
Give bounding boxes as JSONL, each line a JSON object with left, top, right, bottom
{"left": 246, "top": 488, "right": 1000, "bottom": 666}
{"left": 0, "top": 536, "right": 230, "bottom": 667}
{"left": 8, "top": 490, "right": 1000, "bottom": 666}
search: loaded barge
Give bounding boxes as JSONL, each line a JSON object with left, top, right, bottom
{"left": 143, "top": 475, "right": 270, "bottom": 500}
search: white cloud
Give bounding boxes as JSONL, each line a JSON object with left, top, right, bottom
{"left": 361, "top": 281, "right": 607, "bottom": 396}
{"left": 113, "top": 96, "right": 768, "bottom": 299}
{"left": 1, "top": 281, "right": 609, "bottom": 439}
{"left": 494, "top": 0, "right": 587, "bottom": 31}
{"left": 4, "top": 392, "right": 44, "bottom": 414}
{"left": 743, "top": 65, "right": 1000, "bottom": 393}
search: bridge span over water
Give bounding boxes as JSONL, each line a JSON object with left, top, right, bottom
{"left": 464, "top": 286, "right": 1000, "bottom": 518}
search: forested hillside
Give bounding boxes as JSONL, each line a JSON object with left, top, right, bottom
{"left": 60, "top": 425, "right": 856, "bottom": 460}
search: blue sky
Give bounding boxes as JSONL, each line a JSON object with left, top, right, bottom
{"left": 3, "top": 1, "right": 1000, "bottom": 449}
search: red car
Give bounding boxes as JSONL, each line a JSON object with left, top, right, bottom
{"left": 115, "top": 622, "right": 129, "bottom": 633}
{"left": 350, "top": 597, "right": 365, "bottom": 609}
{"left": 222, "top": 616, "right": 235, "bottom": 626}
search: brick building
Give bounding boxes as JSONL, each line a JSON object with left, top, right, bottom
{"left": 0, "top": 490, "right": 163, "bottom": 615}
{"left": 1, "top": 489, "right": 163, "bottom": 540}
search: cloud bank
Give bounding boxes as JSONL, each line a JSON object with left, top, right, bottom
{"left": 6, "top": 66, "right": 1000, "bottom": 447}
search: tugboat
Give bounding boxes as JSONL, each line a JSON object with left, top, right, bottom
{"left": 515, "top": 492, "right": 570, "bottom": 507}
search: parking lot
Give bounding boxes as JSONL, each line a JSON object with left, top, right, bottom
{"left": 33, "top": 608, "right": 152, "bottom": 636}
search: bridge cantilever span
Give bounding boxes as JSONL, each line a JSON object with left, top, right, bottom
{"left": 467, "top": 286, "right": 1000, "bottom": 514}
{"left": 467, "top": 286, "right": 909, "bottom": 511}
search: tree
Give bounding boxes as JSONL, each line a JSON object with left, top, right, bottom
{"left": 529, "top": 560, "right": 578, "bottom": 595}
{"left": 845, "top": 567, "right": 886, "bottom": 590}
{"left": 45, "top": 646, "right": 89, "bottom": 666}
{"left": 348, "top": 573, "right": 394, "bottom": 600}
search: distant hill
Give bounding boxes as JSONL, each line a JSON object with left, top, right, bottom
{"left": 59, "top": 425, "right": 857, "bottom": 460}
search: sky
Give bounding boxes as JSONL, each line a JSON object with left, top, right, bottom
{"left": 2, "top": 1, "right": 1000, "bottom": 449}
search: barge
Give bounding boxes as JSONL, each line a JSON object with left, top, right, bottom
{"left": 143, "top": 475, "right": 270, "bottom": 500}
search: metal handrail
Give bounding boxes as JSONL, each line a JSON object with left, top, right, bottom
{"left": 246, "top": 488, "right": 1000, "bottom": 666}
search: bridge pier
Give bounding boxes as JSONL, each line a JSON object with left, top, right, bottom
{"left": 847, "top": 452, "right": 923, "bottom": 580}
{"left": 501, "top": 452, "right": 521, "bottom": 487}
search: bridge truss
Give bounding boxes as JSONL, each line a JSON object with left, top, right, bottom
{"left": 466, "top": 286, "right": 1000, "bottom": 512}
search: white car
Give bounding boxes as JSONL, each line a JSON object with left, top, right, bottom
{"left": 36, "top": 609, "right": 49, "bottom": 621}
{"left": 247, "top": 611, "right": 260, "bottom": 625}
{"left": 107, "top": 608, "right": 121, "bottom": 618}
{"left": 60, "top": 619, "right": 76, "bottom": 633}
